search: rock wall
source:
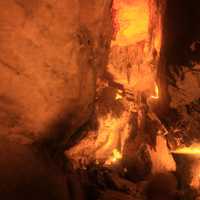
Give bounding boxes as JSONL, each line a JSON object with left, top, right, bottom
{"left": 0, "top": 0, "right": 112, "bottom": 143}
{"left": 158, "top": 0, "right": 200, "bottom": 144}
{"left": 158, "top": 0, "right": 200, "bottom": 110}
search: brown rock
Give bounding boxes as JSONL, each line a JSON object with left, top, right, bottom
{"left": 122, "top": 140, "right": 152, "bottom": 182}
{"left": 0, "top": 0, "right": 112, "bottom": 143}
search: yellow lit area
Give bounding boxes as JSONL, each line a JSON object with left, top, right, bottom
{"left": 171, "top": 147, "right": 200, "bottom": 155}
{"left": 115, "top": 89, "right": 123, "bottom": 100}
{"left": 151, "top": 83, "right": 159, "bottom": 99}
{"left": 95, "top": 112, "right": 131, "bottom": 164}
{"left": 105, "top": 149, "right": 123, "bottom": 165}
{"left": 113, "top": 0, "right": 149, "bottom": 46}
{"left": 154, "top": 26, "right": 162, "bottom": 54}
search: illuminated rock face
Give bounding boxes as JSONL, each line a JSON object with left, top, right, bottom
{"left": 0, "top": 0, "right": 112, "bottom": 142}
{"left": 112, "top": 0, "right": 149, "bottom": 46}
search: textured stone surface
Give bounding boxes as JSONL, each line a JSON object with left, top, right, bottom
{"left": 169, "top": 65, "right": 200, "bottom": 108}
{"left": 167, "top": 65, "right": 200, "bottom": 143}
{"left": 0, "top": 0, "right": 112, "bottom": 142}
{"left": 149, "top": 136, "right": 176, "bottom": 173}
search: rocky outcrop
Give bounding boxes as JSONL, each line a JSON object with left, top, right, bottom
{"left": 0, "top": 0, "right": 112, "bottom": 143}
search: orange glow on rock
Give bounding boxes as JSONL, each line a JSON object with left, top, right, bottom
{"left": 171, "top": 147, "right": 200, "bottom": 155}
{"left": 172, "top": 145, "right": 200, "bottom": 189}
{"left": 112, "top": 0, "right": 149, "bottom": 46}
{"left": 95, "top": 112, "right": 131, "bottom": 164}
{"left": 151, "top": 83, "right": 159, "bottom": 99}
{"left": 105, "top": 149, "right": 123, "bottom": 165}
{"left": 94, "top": 0, "right": 162, "bottom": 166}
{"left": 115, "top": 89, "right": 123, "bottom": 100}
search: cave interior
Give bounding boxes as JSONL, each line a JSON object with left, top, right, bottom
{"left": 0, "top": 0, "right": 200, "bottom": 200}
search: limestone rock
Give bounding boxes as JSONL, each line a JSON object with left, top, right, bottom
{"left": 0, "top": 0, "right": 112, "bottom": 143}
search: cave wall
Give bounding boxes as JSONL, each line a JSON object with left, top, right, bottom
{"left": 164, "top": 0, "right": 200, "bottom": 106}
{"left": 162, "top": 0, "right": 200, "bottom": 67}
{"left": 159, "top": 0, "right": 200, "bottom": 104}
{"left": 158, "top": 0, "right": 200, "bottom": 143}
{"left": 0, "top": 0, "right": 112, "bottom": 143}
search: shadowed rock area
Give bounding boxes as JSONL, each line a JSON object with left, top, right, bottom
{"left": 0, "top": 137, "right": 69, "bottom": 200}
{"left": 0, "top": 0, "right": 112, "bottom": 199}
